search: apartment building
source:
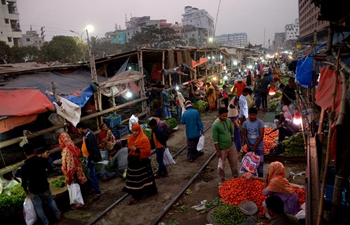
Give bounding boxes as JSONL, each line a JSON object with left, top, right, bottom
{"left": 299, "top": 0, "right": 328, "bottom": 42}
{"left": 125, "top": 16, "right": 172, "bottom": 43}
{"left": 274, "top": 32, "right": 286, "bottom": 50}
{"left": 285, "top": 19, "right": 300, "bottom": 41}
{"left": 216, "top": 33, "right": 248, "bottom": 47}
{"left": 21, "top": 27, "right": 43, "bottom": 49}
{"left": 181, "top": 6, "right": 214, "bottom": 45}
{"left": 182, "top": 25, "right": 207, "bottom": 46}
{"left": 0, "top": 0, "right": 21, "bottom": 47}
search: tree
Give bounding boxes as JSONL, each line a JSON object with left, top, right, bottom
{"left": 40, "top": 36, "right": 78, "bottom": 63}
{"left": 92, "top": 42, "right": 122, "bottom": 58}
{"left": 0, "top": 41, "right": 10, "bottom": 64}
{"left": 73, "top": 36, "right": 88, "bottom": 62}
{"left": 8, "top": 46, "right": 40, "bottom": 63}
{"left": 127, "top": 25, "right": 185, "bottom": 50}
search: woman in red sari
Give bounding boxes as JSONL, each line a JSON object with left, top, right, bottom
{"left": 98, "top": 123, "right": 116, "bottom": 151}
{"left": 59, "top": 133, "right": 87, "bottom": 209}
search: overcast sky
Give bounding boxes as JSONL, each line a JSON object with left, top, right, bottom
{"left": 17, "top": 0, "right": 298, "bottom": 46}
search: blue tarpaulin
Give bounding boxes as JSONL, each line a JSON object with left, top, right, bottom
{"left": 64, "top": 85, "right": 95, "bottom": 107}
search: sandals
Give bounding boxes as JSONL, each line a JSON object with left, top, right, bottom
{"left": 92, "top": 194, "right": 101, "bottom": 201}
{"left": 127, "top": 198, "right": 138, "bottom": 205}
{"left": 71, "top": 204, "right": 84, "bottom": 210}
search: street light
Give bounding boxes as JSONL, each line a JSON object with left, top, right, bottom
{"left": 69, "top": 30, "right": 86, "bottom": 40}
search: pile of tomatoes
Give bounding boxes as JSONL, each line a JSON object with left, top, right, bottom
{"left": 219, "top": 177, "right": 306, "bottom": 214}
{"left": 242, "top": 128, "right": 278, "bottom": 155}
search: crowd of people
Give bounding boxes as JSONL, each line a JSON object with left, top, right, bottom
{"left": 18, "top": 58, "right": 303, "bottom": 225}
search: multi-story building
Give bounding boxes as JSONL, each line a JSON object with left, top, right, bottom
{"left": 125, "top": 16, "right": 172, "bottom": 43}
{"left": 285, "top": 19, "right": 299, "bottom": 41}
{"left": 182, "top": 25, "right": 207, "bottom": 46}
{"left": 170, "top": 22, "right": 183, "bottom": 38}
{"left": 0, "top": 0, "right": 21, "bottom": 47}
{"left": 215, "top": 33, "right": 248, "bottom": 47}
{"left": 299, "top": 0, "right": 329, "bottom": 42}
{"left": 181, "top": 6, "right": 214, "bottom": 46}
{"left": 21, "top": 27, "right": 43, "bottom": 49}
{"left": 274, "top": 32, "right": 286, "bottom": 50}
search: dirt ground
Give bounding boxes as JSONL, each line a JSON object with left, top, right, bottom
{"left": 49, "top": 109, "right": 306, "bottom": 225}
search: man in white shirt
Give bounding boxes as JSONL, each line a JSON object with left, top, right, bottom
{"left": 238, "top": 88, "right": 250, "bottom": 123}
{"left": 172, "top": 89, "right": 186, "bottom": 121}
{"left": 263, "top": 64, "right": 269, "bottom": 74}
{"left": 129, "top": 109, "right": 140, "bottom": 131}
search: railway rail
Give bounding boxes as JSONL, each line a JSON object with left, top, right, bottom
{"left": 86, "top": 125, "right": 214, "bottom": 225}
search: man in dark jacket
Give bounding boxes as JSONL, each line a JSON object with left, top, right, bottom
{"left": 76, "top": 121, "right": 102, "bottom": 200}
{"left": 21, "top": 143, "right": 61, "bottom": 225}
{"left": 149, "top": 119, "right": 169, "bottom": 178}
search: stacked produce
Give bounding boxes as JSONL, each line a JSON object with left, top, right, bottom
{"left": 211, "top": 204, "right": 246, "bottom": 225}
{"left": 0, "top": 183, "right": 25, "bottom": 221}
{"left": 219, "top": 178, "right": 306, "bottom": 215}
{"left": 268, "top": 97, "right": 281, "bottom": 110}
{"left": 193, "top": 100, "right": 208, "bottom": 112}
{"left": 165, "top": 118, "right": 178, "bottom": 130}
{"left": 51, "top": 176, "right": 66, "bottom": 188}
{"left": 143, "top": 129, "right": 152, "bottom": 140}
{"left": 282, "top": 132, "right": 305, "bottom": 157}
{"left": 242, "top": 128, "right": 278, "bottom": 154}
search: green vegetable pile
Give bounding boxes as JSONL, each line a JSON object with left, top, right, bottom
{"left": 104, "top": 159, "right": 118, "bottom": 172}
{"left": 81, "top": 160, "right": 103, "bottom": 175}
{"left": 165, "top": 118, "right": 178, "bottom": 130}
{"left": 268, "top": 97, "right": 281, "bottom": 110}
{"left": 0, "top": 183, "right": 26, "bottom": 221}
{"left": 51, "top": 176, "right": 66, "bottom": 188}
{"left": 193, "top": 100, "right": 208, "bottom": 112}
{"left": 212, "top": 203, "right": 246, "bottom": 225}
{"left": 143, "top": 129, "right": 152, "bottom": 140}
{"left": 282, "top": 132, "right": 305, "bottom": 157}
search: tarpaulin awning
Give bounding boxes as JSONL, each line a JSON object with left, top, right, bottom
{"left": 192, "top": 58, "right": 208, "bottom": 68}
{"left": 0, "top": 89, "right": 54, "bottom": 116}
{"left": 4, "top": 70, "right": 108, "bottom": 95}
{"left": 315, "top": 66, "right": 342, "bottom": 115}
{"left": 99, "top": 70, "right": 143, "bottom": 88}
{"left": 0, "top": 115, "right": 38, "bottom": 133}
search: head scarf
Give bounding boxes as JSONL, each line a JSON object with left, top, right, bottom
{"left": 282, "top": 105, "right": 293, "bottom": 121}
{"left": 128, "top": 123, "right": 151, "bottom": 159}
{"left": 59, "top": 133, "right": 80, "bottom": 158}
{"left": 266, "top": 161, "right": 295, "bottom": 194}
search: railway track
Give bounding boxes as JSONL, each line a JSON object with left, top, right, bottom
{"left": 86, "top": 125, "right": 214, "bottom": 225}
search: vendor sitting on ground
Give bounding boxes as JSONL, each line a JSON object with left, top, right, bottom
{"left": 99, "top": 140, "right": 128, "bottom": 181}
{"left": 251, "top": 161, "right": 300, "bottom": 216}
{"left": 266, "top": 100, "right": 300, "bottom": 142}
{"left": 98, "top": 123, "right": 116, "bottom": 151}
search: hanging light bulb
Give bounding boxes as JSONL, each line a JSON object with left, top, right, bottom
{"left": 293, "top": 110, "right": 302, "bottom": 125}
{"left": 126, "top": 90, "right": 132, "bottom": 98}
{"left": 268, "top": 85, "right": 276, "bottom": 95}
{"left": 175, "top": 85, "right": 179, "bottom": 91}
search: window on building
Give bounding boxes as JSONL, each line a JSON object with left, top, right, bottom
{"left": 39, "top": 41, "right": 41, "bottom": 43}
{"left": 8, "top": 37, "right": 12, "bottom": 42}
{"left": 26, "top": 38, "right": 30, "bottom": 42}
{"left": 4, "top": 19, "right": 9, "bottom": 24}
{"left": 1, "top": 0, "right": 5, "bottom": 4}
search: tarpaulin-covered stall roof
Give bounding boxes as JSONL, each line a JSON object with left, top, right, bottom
{"left": 99, "top": 70, "right": 143, "bottom": 88}
{"left": 0, "top": 89, "right": 54, "bottom": 116}
{"left": 4, "top": 70, "right": 108, "bottom": 95}
{"left": 0, "top": 89, "right": 55, "bottom": 133}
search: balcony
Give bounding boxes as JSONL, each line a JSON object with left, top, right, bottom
{"left": 8, "top": 2, "right": 18, "bottom": 14}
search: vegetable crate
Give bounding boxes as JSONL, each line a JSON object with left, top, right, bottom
{"left": 103, "top": 114, "right": 122, "bottom": 128}
{"left": 112, "top": 125, "right": 129, "bottom": 140}
{"left": 322, "top": 183, "right": 349, "bottom": 208}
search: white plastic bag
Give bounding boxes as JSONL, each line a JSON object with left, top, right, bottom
{"left": 23, "top": 196, "right": 37, "bottom": 225}
{"left": 163, "top": 148, "right": 176, "bottom": 166}
{"left": 196, "top": 135, "right": 205, "bottom": 151}
{"left": 181, "top": 107, "right": 186, "bottom": 116}
{"left": 68, "top": 183, "right": 84, "bottom": 205}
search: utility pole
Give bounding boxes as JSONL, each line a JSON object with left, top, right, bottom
{"left": 86, "top": 30, "right": 101, "bottom": 125}
{"left": 41, "top": 26, "right": 45, "bottom": 42}
{"left": 263, "top": 28, "right": 266, "bottom": 48}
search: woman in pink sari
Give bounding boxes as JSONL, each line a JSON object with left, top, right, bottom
{"left": 98, "top": 123, "right": 116, "bottom": 151}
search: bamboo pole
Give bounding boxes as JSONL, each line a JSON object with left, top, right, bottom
{"left": 0, "top": 97, "right": 148, "bottom": 149}
{"left": 162, "top": 51, "right": 165, "bottom": 85}
{"left": 205, "top": 52, "right": 208, "bottom": 77}
{"left": 316, "top": 47, "right": 341, "bottom": 225}
{"left": 336, "top": 70, "right": 347, "bottom": 128}
{"left": 138, "top": 50, "right": 148, "bottom": 115}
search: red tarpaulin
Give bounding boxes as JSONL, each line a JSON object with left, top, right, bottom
{"left": 0, "top": 89, "right": 54, "bottom": 116}
{"left": 315, "top": 66, "right": 343, "bottom": 115}
{"left": 192, "top": 58, "right": 208, "bottom": 68}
